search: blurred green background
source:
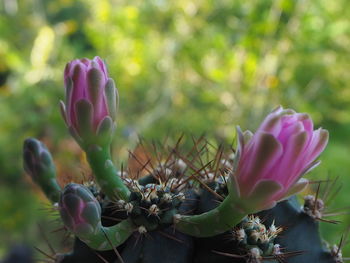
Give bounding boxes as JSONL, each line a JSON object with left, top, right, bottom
{"left": 1, "top": 0, "right": 350, "bottom": 259}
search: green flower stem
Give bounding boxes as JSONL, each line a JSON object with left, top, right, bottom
{"left": 39, "top": 178, "right": 61, "bottom": 203}
{"left": 174, "top": 192, "right": 248, "bottom": 237}
{"left": 86, "top": 145, "right": 130, "bottom": 201}
{"left": 174, "top": 176, "right": 283, "bottom": 237}
{"left": 80, "top": 219, "right": 135, "bottom": 251}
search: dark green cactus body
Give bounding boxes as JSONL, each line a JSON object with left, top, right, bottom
{"left": 194, "top": 196, "right": 336, "bottom": 263}
{"left": 55, "top": 180, "right": 338, "bottom": 263}
{"left": 258, "top": 197, "right": 335, "bottom": 263}
{"left": 58, "top": 238, "right": 117, "bottom": 263}
{"left": 117, "top": 227, "right": 193, "bottom": 263}
{"left": 116, "top": 188, "right": 198, "bottom": 263}
{"left": 125, "top": 183, "right": 186, "bottom": 231}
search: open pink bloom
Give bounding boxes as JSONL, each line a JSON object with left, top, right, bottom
{"left": 233, "top": 107, "right": 328, "bottom": 209}
{"left": 60, "top": 57, "right": 118, "bottom": 145}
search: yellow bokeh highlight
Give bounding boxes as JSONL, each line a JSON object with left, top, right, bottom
{"left": 125, "top": 58, "right": 141, "bottom": 76}
{"left": 266, "top": 75, "right": 279, "bottom": 89}
{"left": 97, "top": 0, "right": 111, "bottom": 22}
{"left": 30, "top": 26, "right": 55, "bottom": 68}
{"left": 124, "top": 6, "right": 139, "bottom": 20}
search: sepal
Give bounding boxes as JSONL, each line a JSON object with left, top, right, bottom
{"left": 87, "top": 67, "right": 104, "bottom": 109}
{"left": 245, "top": 179, "right": 283, "bottom": 211}
{"left": 96, "top": 116, "right": 115, "bottom": 146}
{"left": 281, "top": 178, "right": 309, "bottom": 200}
{"left": 75, "top": 99, "right": 93, "bottom": 138}
{"left": 232, "top": 126, "right": 244, "bottom": 175}
{"left": 59, "top": 100, "right": 68, "bottom": 126}
{"left": 105, "top": 78, "right": 118, "bottom": 120}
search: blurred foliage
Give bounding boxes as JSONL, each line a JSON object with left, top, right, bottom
{"left": 1, "top": 0, "right": 350, "bottom": 257}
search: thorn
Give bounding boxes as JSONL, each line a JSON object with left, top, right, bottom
{"left": 101, "top": 228, "right": 125, "bottom": 263}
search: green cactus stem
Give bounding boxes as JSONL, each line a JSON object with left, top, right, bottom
{"left": 174, "top": 192, "right": 247, "bottom": 237}
{"left": 174, "top": 176, "right": 282, "bottom": 237}
{"left": 82, "top": 219, "right": 135, "bottom": 251}
{"left": 23, "top": 138, "right": 61, "bottom": 203}
{"left": 85, "top": 145, "right": 130, "bottom": 201}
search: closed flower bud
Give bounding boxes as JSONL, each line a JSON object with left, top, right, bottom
{"left": 23, "top": 138, "right": 61, "bottom": 203}
{"left": 59, "top": 183, "right": 102, "bottom": 239}
{"left": 60, "top": 56, "right": 118, "bottom": 147}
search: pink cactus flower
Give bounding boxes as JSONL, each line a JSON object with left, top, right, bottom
{"left": 60, "top": 57, "right": 118, "bottom": 146}
{"left": 232, "top": 107, "right": 329, "bottom": 209}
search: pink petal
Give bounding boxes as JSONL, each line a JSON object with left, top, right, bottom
{"left": 298, "top": 129, "right": 329, "bottom": 173}
{"left": 284, "top": 129, "right": 328, "bottom": 188}
{"left": 93, "top": 56, "right": 108, "bottom": 79}
{"left": 80, "top": 58, "right": 90, "bottom": 66}
{"left": 257, "top": 113, "right": 282, "bottom": 137}
{"left": 245, "top": 179, "right": 283, "bottom": 210}
{"left": 298, "top": 113, "right": 313, "bottom": 134}
{"left": 277, "top": 121, "right": 304, "bottom": 147}
{"left": 86, "top": 67, "right": 108, "bottom": 128}
{"left": 70, "top": 63, "right": 89, "bottom": 125}
{"left": 238, "top": 132, "right": 283, "bottom": 196}
{"left": 268, "top": 131, "right": 309, "bottom": 187}
{"left": 276, "top": 178, "right": 309, "bottom": 201}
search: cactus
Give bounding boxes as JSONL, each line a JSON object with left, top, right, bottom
{"left": 24, "top": 57, "right": 347, "bottom": 263}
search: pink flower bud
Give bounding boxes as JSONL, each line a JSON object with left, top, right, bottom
{"left": 232, "top": 107, "right": 328, "bottom": 209}
{"left": 59, "top": 183, "right": 102, "bottom": 238}
{"left": 60, "top": 57, "right": 118, "bottom": 146}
